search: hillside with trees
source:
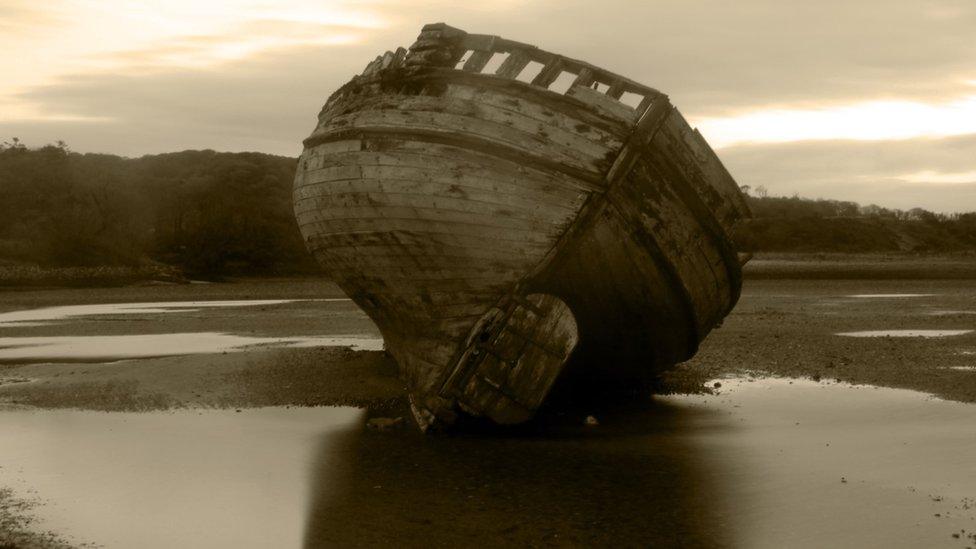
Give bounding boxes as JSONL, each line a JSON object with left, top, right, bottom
{"left": 736, "top": 185, "right": 976, "bottom": 253}
{"left": 1, "top": 140, "right": 973, "bottom": 285}
{"left": 0, "top": 139, "right": 314, "bottom": 281}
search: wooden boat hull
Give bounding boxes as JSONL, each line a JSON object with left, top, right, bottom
{"left": 294, "top": 23, "right": 750, "bottom": 429}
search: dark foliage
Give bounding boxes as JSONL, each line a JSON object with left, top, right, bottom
{"left": 0, "top": 140, "right": 315, "bottom": 277}
{"left": 736, "top": 192, "right": 976, "bottom": 253}
{"left": 3, "top": 139, "right": 973, "bottom": 277}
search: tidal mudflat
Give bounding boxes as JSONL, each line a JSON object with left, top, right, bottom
{"left": 672, "top": 278, "right": 976, "bottom": 403}
{"left": 1, "top": 277, "right": 975, "bottom": 547}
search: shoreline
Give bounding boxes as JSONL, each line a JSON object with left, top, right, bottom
{"left": 0, "top": 274, "right": 973, "bottom": 412}
{"left": 1, "top": 273, "right": 975, "bottom": 547}
{"left": 3, "top": 253, "right": 976, "bottom": 292}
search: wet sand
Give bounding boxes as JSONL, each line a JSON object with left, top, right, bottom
{"left": 668, "top": 278, "right": 976, "bottom": 403}
{"left": 2, "top": 275, "right": 976, "bottom": 547}
{"left": 2, "top": 277, "right": 975, "bottom": 410}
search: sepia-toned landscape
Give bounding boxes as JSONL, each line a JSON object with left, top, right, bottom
{"left": 3, "top": 2, "right": 976, "bottom": 548}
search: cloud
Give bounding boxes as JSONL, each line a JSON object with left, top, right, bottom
{"left": 693, "top": 94, "right": 976, "bottom": 148}
{"left": 2, "top": 39, "right": 386, "bottom": 156}
{"left": 896, "top": 170, "right": 976, "bottom": 185}
{"left": 88, "top": 21, "right": 371, "bottom": 70}
{"left": 455, "top": 0, "right": 976, "bottom": 116}
{"left": 3, "top": 0, "right": 976, "bottom": 212}
{"left": 0, "top": 2, "right": 62, "bottom": 33}
{"left": 10, "top": 0, "right": 976, "bottom": 118}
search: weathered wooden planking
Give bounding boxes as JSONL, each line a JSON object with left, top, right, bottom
{"left": 295, "top": 193, "right": 578, "bottom": 229}
{"left": 443, "top": 294, "right": 578, "bottom": 423}
{"left": 297, "top": 204, "right": 575, "bottom": 238}
{"left": 440, "top": 85, "right": 624, "bottom": 149}
{"left": 302, "top": 229, "right": 552, "bottom": 257}
{"left": 295, "top": 175, "right": 587, "bottom": 217}
{"left": 299, "top": 148, "right": 595, "bottom": 200}
{"left": 295, "top": 167, "right": 587, "bottom": 213}
{"left": 300, "top": 230, "right": 554, "bottom": 263}
{"left": 316, "top": 92, "right": 623, "bottom": 155}
{"left": 408, "top": 68, "right": 636, "bottom": 136}
{"left": 566, "top": 84, "right": 638, "bottom": 122}
{"left": 309, "top": 109, "right": 610, "bottom": 176}
{"left": 461, "top": 49, "right": 493, "bottom": 72}
{"left": 650, "top": 111, "right": 750, "bottom": 235}
{"left": 297, "top": 214, "right": 565, "bottom": 242}
{"left": 328, "top": 286, "right": 493, "bottom": 325}
{"left": 310, "top": 253, "right": 533, "bottom": 283}
{"left": 296, "top": 22, "right": 750, "bottom": 428}
{"left": 527, "top": 189, "right": 703, "bottom": 380}
{"left": 306, "top": 250, "right": 530, "bottom": 277}
{"left": 607, "top": 162, "right": 731, "bottom": 332}
{"left": 495, "top": 50, "right": 531, "bottom": 78}
{"left": 424, "top": 23, "right": 662, "bottom": 100}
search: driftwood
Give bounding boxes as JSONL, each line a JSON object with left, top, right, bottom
{"left": 294, "top": 23, "right": 750, "bottom": 430}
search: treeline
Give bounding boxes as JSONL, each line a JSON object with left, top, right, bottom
{"left": 0, "top": 139, "right": 315, "bottom": 277}
{"left": 737, "top": 191, "right": 976, "bottom": 253}
{"left": 3, "top": 140, "right": 974, "bottom": 280}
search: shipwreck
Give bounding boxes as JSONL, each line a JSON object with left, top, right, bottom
{"left": 294, "top": 23, "right": 750, "bottom": 430}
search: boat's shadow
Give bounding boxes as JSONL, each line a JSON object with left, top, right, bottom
{"left": 303, "top": 399, "right": 734, "bottom": 547}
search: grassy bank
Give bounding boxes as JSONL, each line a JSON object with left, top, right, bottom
{"left": 743, "top": 252, "right": 976, "bottom": 279}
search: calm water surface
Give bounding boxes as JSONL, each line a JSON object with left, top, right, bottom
{"left": 2, "top": 379, "right": 975, "bottom": 548}
{"left": 0, "top": 299, "right": 381, "bottom": 362}
{"left": 0, "top": 332, "right": 383, "bottom": 362}
{"left": 0, "top": 300, "right": 350, "bottom": 326}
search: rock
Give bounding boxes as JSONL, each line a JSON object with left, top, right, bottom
{"left": 367, "top": 416, "right": 404, "bottom": 431}
{"left": 584, "top": 415, "right": 599, "bottom": 427}
{"left": 713, "top": 382, "right": 722, "bottom": 389}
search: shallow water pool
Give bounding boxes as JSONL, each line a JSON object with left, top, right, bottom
{"left": 0, "top": 406, "right": 363, "bottom": 548}
{"left": 0, "top": 332, "right": 384, "bottom": 363}
{"left": 4, "top": 379, "right": 976, "bottom": 548}
{"left": 0, "top": 299, "right": 350, "bottom": 327}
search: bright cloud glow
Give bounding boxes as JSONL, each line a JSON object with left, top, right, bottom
{"left": 0, "top": 0, "right": 386, "bottom": 121}
{"left": 694, "top": 95, "right": 976, "bottom": 148}
{"left": 896, "top": 170, "right": 976, "bottom": 184}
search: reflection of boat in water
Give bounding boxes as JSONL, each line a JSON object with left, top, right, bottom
{"left": 294, "top": 23, "right": 750, "bottom": 430}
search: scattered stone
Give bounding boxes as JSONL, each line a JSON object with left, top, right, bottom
{"left": 367, "top": 416, "right": 404, "bottom": 431}
{"left": 713, "top": 382, "right": 722, "bottom": 389}
{"left": 841, "top": 477, "right": 847, "bottom": 483}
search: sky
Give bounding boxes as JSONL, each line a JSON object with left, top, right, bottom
{"left": 2, "top": 0, "right": 975, "bottom": 212}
